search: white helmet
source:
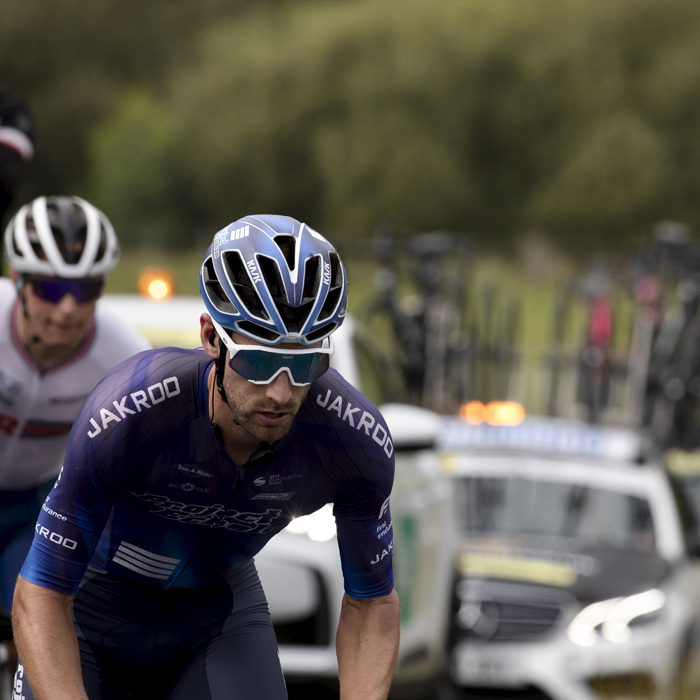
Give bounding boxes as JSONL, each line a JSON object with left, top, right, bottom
{"left": 4, "top": 195, "right": 120, "bottom": 277}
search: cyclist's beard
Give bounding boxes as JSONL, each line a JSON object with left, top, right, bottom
{"left": 223, "top": 380, "right": 311, "bottom": 445}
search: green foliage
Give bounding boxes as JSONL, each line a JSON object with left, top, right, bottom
{"left": 89, "top": 90, "right": 197, "bottom": 248}
{"left": 6, "top": 0, "right": 700, "bottom": 254}
{"left": 0, "top": 0, "right": 250, "bottom": 204}
{"left": 528, "top": 111, "right": 672, "bottom": 246}
{"left": 144, "top": 1, "right": 485, "bottom": 239}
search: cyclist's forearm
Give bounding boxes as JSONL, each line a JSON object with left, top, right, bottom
{"left": 13, "top": 576, "right": 88, "bottom": 700}
{"left": 336, "top": 588, "right": 400, "bottom": 700}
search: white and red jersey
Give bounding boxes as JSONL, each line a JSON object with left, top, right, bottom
{"left": 0, "top": 278, "right": 151, "bottom": 489}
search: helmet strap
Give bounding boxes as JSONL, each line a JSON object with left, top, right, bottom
{"left": 215, "top": 352, "right": 228, "bottom": 404}
{"left": 210, "top": 332, "right": 229, "bottom": 404}
{"left": 208, "top": 333, "right": 226, "bottom": 444}
{"left": 17, "top": 279, "right": 41, "bottom": 345}
{"left": 19, "top": 284, "right": 29, "bottom": 320}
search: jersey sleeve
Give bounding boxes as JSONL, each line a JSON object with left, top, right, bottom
{"left": 19, "top": 350, "right": 201, "bottom": 595}
{"left": 311, "top": 370, "right": 396, "bottom": 599}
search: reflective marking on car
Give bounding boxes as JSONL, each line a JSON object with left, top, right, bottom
{"left": 458, "top": 552, "right": 577, "bottom": 587}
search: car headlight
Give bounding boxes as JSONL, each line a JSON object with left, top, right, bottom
{"left": 284, "top": 503, "right": 337, "bottom": 542}
{"left": 567, "top": 589, "right": 665, "bottom": 647}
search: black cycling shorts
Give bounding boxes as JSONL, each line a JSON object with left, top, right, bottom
{"left": 14, "top": 559, "right": 288, "bottom": 700}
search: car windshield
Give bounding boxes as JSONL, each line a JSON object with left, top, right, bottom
{"left": 456, "top": 477, "right": 656, "bottom": 552}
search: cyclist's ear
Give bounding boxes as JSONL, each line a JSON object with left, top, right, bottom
{"left": 200, "top": 314, "right": 220, "bottom": 359}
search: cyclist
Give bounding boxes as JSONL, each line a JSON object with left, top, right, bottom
{"left": 13, "top": 215, "right": 400, "bottom": 700}
{"left": 0, "top": 195, "right": 150, "bottom": 666}
{"left": 0, "top": 93, "right": 34, "bottom": 229}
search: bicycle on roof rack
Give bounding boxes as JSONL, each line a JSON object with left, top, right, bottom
{"left": 634, "top": 223, "right": 700, "bottom": 450}
{"left": 545, "top": 258, "right": 626, "bottom": 424}
{"left": 342, "top": 227, "right": 477, "bottom": 413}
{"left": 576, "top": 260, "right": 617, "bottom": 424}
{"left": 346, "top": 227, "right": 523, "bottom": 415}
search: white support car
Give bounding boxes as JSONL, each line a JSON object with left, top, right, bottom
{"left": 429, "top": 415, "right": 700, "bottom": 700}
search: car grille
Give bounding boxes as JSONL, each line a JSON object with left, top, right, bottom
{"left": 453, "top": 579, "right": 574, "bottom": 643}
{"left": 273, "top": 569, "right": 331, "bottom": 647}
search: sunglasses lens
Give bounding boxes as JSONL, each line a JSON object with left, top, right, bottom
{"left": 77, "top": 279, "right": 105, "bottom": 302}
{"left": 30, "top": 280, "right": 61, "bottom": 302}
{"left": 228, "top": 348, "right": 330, "bottom": 385}
{"left": 30, "top": 278, "right": 104, "bottom": 303}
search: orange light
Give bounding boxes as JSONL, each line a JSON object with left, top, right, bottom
{"left": 460, "top": 401, "right": 486, "bottom": 424}
{"left": 138, "top": 266, "right": 175, "bottom": 300}
{"left": 485, "top": 401, "right": 526, "bottom": 426}
{"left": 460, "top": 401, "right": 525, "bottom": 426}
{"left": 148, "top": 279, "right": 169, "bottom": 299}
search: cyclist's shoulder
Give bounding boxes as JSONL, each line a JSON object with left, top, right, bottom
{"left": 94, "top": 346, "right": 209, "bottom": 393}
{"left": 302, "top": 368, "right": 394, "bottom": 460}
{"left": 0, "top": 279, "right": 19, "bottom": 346}
{"left": 74, "top": 348, "right": 210, "bottom": 442}
{"left": 308, "top": 366, "right": 377, "bottom": 412}
{"left": 0, "top": 276, "right": 16, "bottom": 310}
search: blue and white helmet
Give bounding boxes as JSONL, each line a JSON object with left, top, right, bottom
{"left": 199, "top": 215, "right": 347, "bottom": 346}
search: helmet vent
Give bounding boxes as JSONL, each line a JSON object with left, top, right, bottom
{"left": 202, "top": 257, "right": 238, "bottom": 315}
{"left": 307, "top": 323, "right": 337, "bottom": 342}
{"left": 318, "top": 252, "right": 344, "bottom": 322}
{"left": 274, "top": 235, "right": 297, "bottom": 272}
{"left": 301, "top": 255, "right": 321, "bottom": 303}
{"left": 223, "top": 251, "right": 270, "bottom": 321}
{"left": 47, "top": 202, "right": 88, "bottom": 265}
{"left": 259, "top": 254, "right": 315, "bottom": 334}
{"left": 276, "top": 299, "right": 315, "bottom": 334}
{"left": 257, "top": 256, "right": 287, "bottom": 303}
{"left": 24, "top": 219, "right": 46, "bottom": 261}
{"left": 237, "top": 321, "right": 281, "bottom": 343}
{"left": 93, "top": 225, "right": 109, "bottom": 263}
{"left": 56, "top": 225, "right": 86, "bottom": 264}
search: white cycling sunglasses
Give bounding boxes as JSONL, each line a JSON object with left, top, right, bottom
{"left": 211, "top": 318, "right": 333, "bottom": 386}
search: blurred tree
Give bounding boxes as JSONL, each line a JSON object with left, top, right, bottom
{"left": 89, "top": 90, "right": 205, "bottom": 248}
{"left": 88, "top": 0, "right": 700, "bottom": 252}
{"left": 164, "top": 2, "right": 483, "bottom": 239}
{"left": 528, "top": 112, "right": 671, "bottom": 248}
{"left": 0, "top": 0, "right": 252, "bottom": 208}
{"left": 6, "top": 0, "right": 700, "bottom": 253}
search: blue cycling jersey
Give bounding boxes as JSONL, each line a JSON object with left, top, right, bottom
{"left": 20, "top": 348, "right": 395, "bottom": 600}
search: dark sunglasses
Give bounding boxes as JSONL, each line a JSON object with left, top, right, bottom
{"left": 27, "top": 277, "right": 105, "bottom": 304}
{"left": 212, "top": 319, "right": 332, "bottom": 386}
